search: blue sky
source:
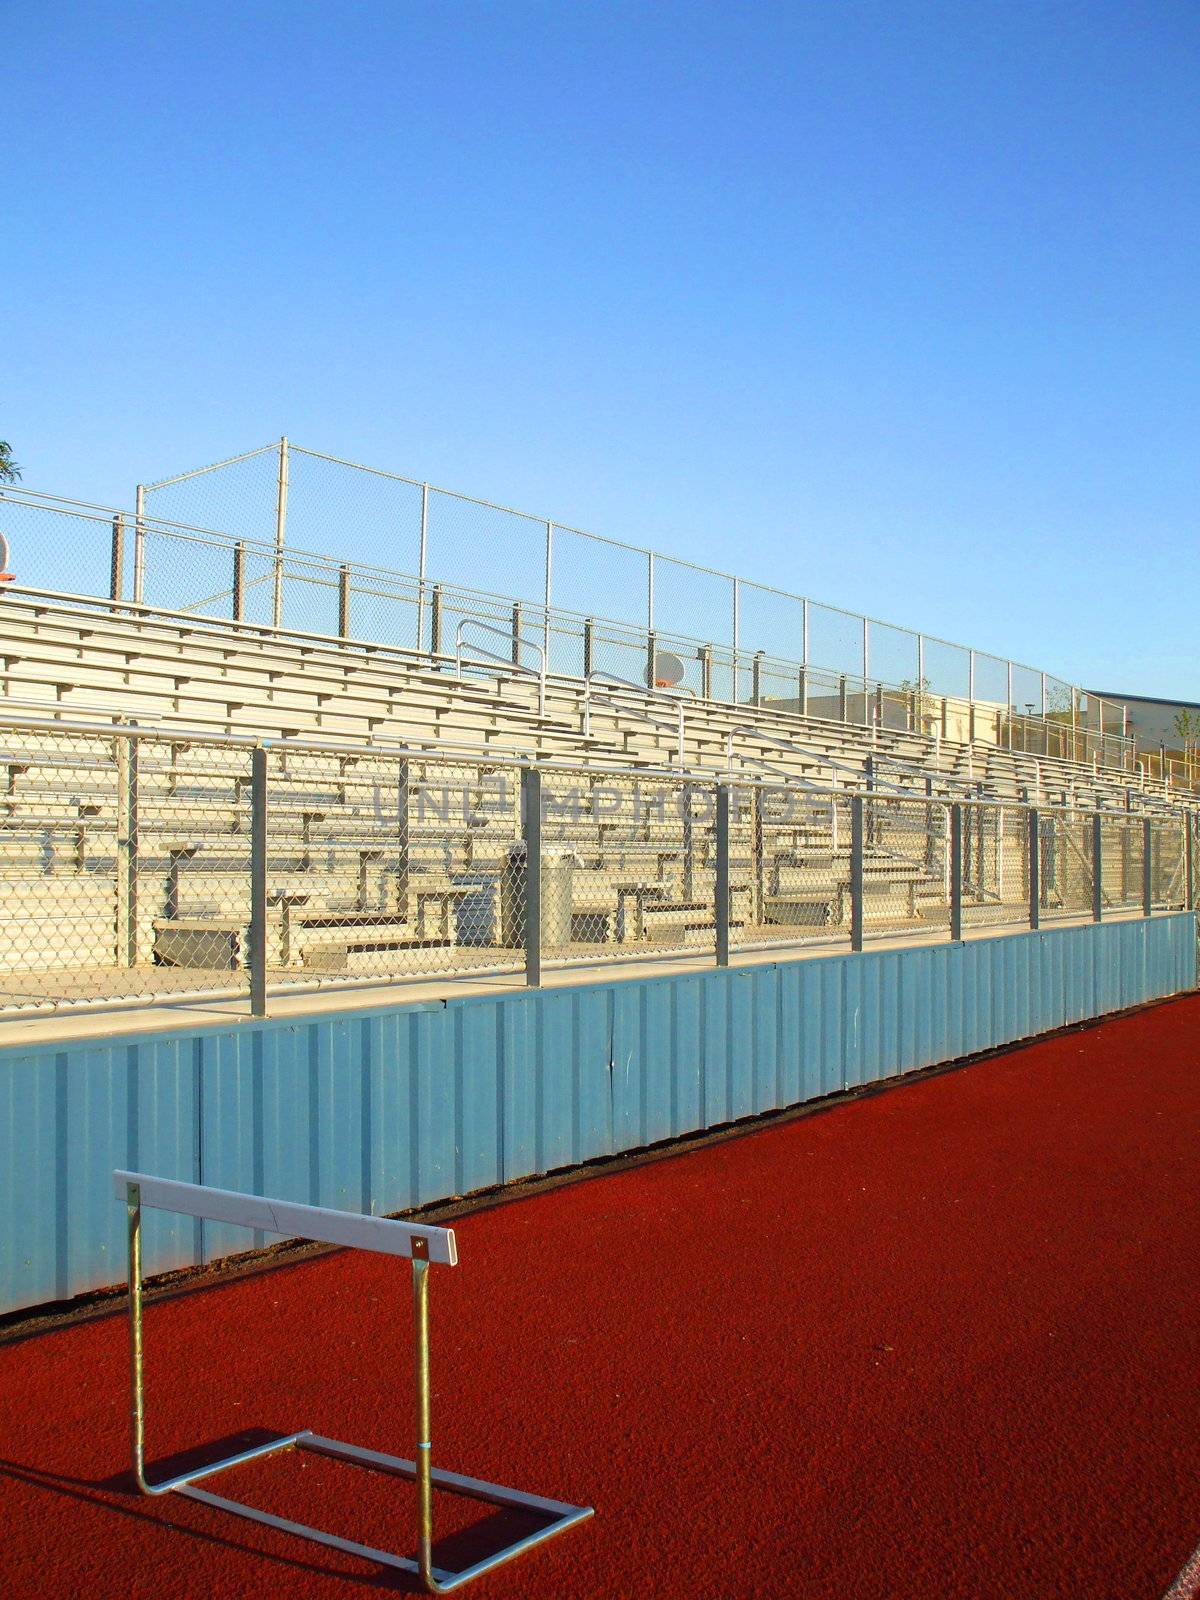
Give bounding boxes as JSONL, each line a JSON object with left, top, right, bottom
{"left": 5, "top": 1, "right": 1198, "bottom": 696}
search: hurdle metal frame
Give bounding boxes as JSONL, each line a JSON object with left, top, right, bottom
{"left": 115, "top": 1170, "right": 593, "bottom": 1592}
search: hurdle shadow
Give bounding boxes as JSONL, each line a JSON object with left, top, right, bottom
{"left": 0, "top": 1434, "right": 563, "bottom": 1592}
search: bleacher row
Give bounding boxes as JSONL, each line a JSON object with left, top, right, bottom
{"left": 0, "top": 588, "right": 1190, "bottom": 1006}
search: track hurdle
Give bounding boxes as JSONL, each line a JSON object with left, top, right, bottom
{"left": 114, "top": 1169, "right": 593, "bottom": 1592}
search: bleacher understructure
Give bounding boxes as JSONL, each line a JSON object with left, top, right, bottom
{"left": 0, "top": 580, "right": 1192, "bottom": 1015}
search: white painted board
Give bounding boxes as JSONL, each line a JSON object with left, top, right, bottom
{"left": 114, "top": 1170, "right": 457, "bottom": 1266}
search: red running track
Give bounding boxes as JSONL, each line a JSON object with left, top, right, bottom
{"left": 2, "top": 995, "right": 1200, "bottom": 1600}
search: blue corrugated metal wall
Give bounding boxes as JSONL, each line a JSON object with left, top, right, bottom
{"left": 1, "top": 915, "right": 1194, "bottom": 1316}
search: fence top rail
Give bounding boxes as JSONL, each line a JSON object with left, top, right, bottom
{"left": 114, "top": 1170, "right": 457, "bottom": 1265}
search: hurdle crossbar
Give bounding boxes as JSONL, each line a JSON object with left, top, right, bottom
{"left": 114, "top": 1169, "right": 593, "bottom": 1593}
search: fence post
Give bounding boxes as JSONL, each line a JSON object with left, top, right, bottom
{"left": 1143, "top": 817, "right": 1153, "bottom": 916}
{"left": 950, "top": 803, "right": 963, "bottom": 942}
{"left": 1187, "top": 814, "right": 1195, "bottom": 911}
{"left": 1029, "top": 809, "right": 1040, "bottom": 930}
{"left": 416, "top": 482, "right": 430, "bottom": 650}
{"left": 430, "top": 584, "right": 443, "bottom": 656}
{"left": 233, "top": 542, "right": 246, "bottom": 623}
{"left": 850, "top": 794, "right": 864, "bottom": 952}
{"left": 396, "top": 759, "right": 411, "bottom": 920}
{"left": 715, "top": 783, "right": 730, "bottom": 967}
{"left": 798, "top": 666, "right": 808, "bottom": 718}
{"left": 681, "top": 782, "right": 695, "bottom": 902}
{"left": 522, "top": 767, "right": 541, "bottom": 987}
{"left": 249, "top": 745, "right": 269, "bottom": 1017}
{"left": 544, "top": 521, "right": 553, "bottom": 662}
{"left": 646, "top": 631, "right": 657, "bottom": 690}
{"left": 110, "top": 515, "right": 126, "bottom": 603}
{"left": 272, "top": 436, "right": 289, "bottom": 630}
{"left": 752, "top": 651, "right": 762, "bottom": 706}
{"left": 115, "top": 733, "right": 138, "bottom": 967}
{"left": 511, "top": 602, "right": 522, "bottom": 666}
{"left": 583, "top": 619, "right": 594, "bottom": 680}
{"left": 701, "top": 644, "right": 713, "bottom": 701}
{"left": 1092, "top": 813, "right": 1103, "bottom": 923}
{"left": 338, "top": 564, "right": 351, "bottom": 639}
{"left": 839, "top": 675, "right": 848, "bottom": 723}
{"left": 133, "top": 485, "right": 146, "bottom": 604}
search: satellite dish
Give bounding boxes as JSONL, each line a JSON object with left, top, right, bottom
{"left": 652, "top": 650, "right": 685, "bottom": 689}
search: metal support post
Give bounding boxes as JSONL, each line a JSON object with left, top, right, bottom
{"left": 430, "top": 585, "right": 442, "bottom": 656}
{"left": 338, "top": 564, "right": 351, "bottom": 639}
{"left": 701, "top": 644, "right": 713, "bottom": 701}
{"left": 133, "top": 485, "right": 146, "bottom": 604}
{"left": 715, "top": 783, "right": 730, "bottom": 967}
{"left": 116, "top": 735, "right": 138, "bottom": 968}
{"left": 522, "top": 767, "right": 541, "bottom": 987}
{"left": 839, "top": 675, "right": 848, "bottom": 723}
{"left": 110, "top": 515, "right": 126, "bottom": 602}
{"left": 272, "top": 436, "right": 289, "bottom": 630}
{"left": 647, "top": 552, "right": 655, "bottom": 632}
{"left": 752, "top": 784, "right": 765, "bottom": 926}
{"left": 1186, "top": 815, "right": 1195, "bottom": 911}
{"left": 850, "top": 794, "right": 864, "bottom": 952}
{"left": 543, "top": 521, "right": 553, "bottom": 661}
{"left": 511, "top": 602, "right": 522, "bottom": 666}
{"left": 1029, "top": 809, "right": 1040, "bottom": 930}
{"left": 412, "top": 1254, "right": 434, "bottom": 1590}
{"left": 752, "top": 652, "right": 762, "bottom": 707}
{"left": 798, "top": 666, "right": 808, "bottom": 718}
{"left": 1143, "top": 817, "right": 1153, "bottom": 916}
{"left": 396, "top": 761, "right": 411, "bottom": 920}
{"left": 583, "top": 619, "right": 594, "bottom": 680}
{"left": 249, "top": 745, "right": 268, "bottom": 1017}
{"left": 232, "top": 542, "right": 246, "bottom": 623}
{"left": 681, "top": 783, "right": 695, "bottom": 901}
{"left": 646, "top": 631, "right": 657, "bottom": 690}
{"left": 126, "top": 1182, "right": 148, "bottom": 1491}
{"left": 1092, "top": 813, "right": 1103, "bottom": 922}
{"left": 416, "top": 482, "right": 430, "bottom": 650}
{"left": 950, "top": 803, "right": 963, "bottom": 942}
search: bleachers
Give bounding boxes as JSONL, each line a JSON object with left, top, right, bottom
{"left": 0, "top": 588, "right": 1177, "bottom": 808}
{"left": 0, "top": 586, "right": 1190, "bottom": 1007}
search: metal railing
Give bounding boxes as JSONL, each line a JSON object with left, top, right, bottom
{"left": 0, "top": 713, "right": 1190, "bottom": 1021}
{"left": 0, "top": 484, "right": 1144, "bottom": 777}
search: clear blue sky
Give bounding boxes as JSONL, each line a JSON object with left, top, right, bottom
{"left": 6, "top": 1, "right": 1198, "bottom": 696}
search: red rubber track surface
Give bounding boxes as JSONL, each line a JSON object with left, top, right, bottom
{"left": 3, "top": 995, "right": 1200, "bottom": 1600}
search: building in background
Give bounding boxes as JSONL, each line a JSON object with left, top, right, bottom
{"left": 1091, "top": 690, "right": 1200, "bottom": 754}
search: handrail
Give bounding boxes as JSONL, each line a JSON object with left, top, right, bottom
{"left": 724, "top": 723, "right": 920, "bottom": 799}
{"left": 584, "top": 680, "right": 687, "bottom": 771}
{"left": 455, "top": 618, "right": 546, "bottom": 719}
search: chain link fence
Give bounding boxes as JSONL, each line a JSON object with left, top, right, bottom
{"left": 0, "top": 481, "right": 1148, "bottom": 777}
{"left": 0, "top": 716, "right": 1192, "bottom": 1017}
{"left": 113, "top": 440, "right": 1136, "bottom": 766}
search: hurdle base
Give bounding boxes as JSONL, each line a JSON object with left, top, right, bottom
{"left": 149, "top": 1430, "right": 593, "bottom": 1592}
